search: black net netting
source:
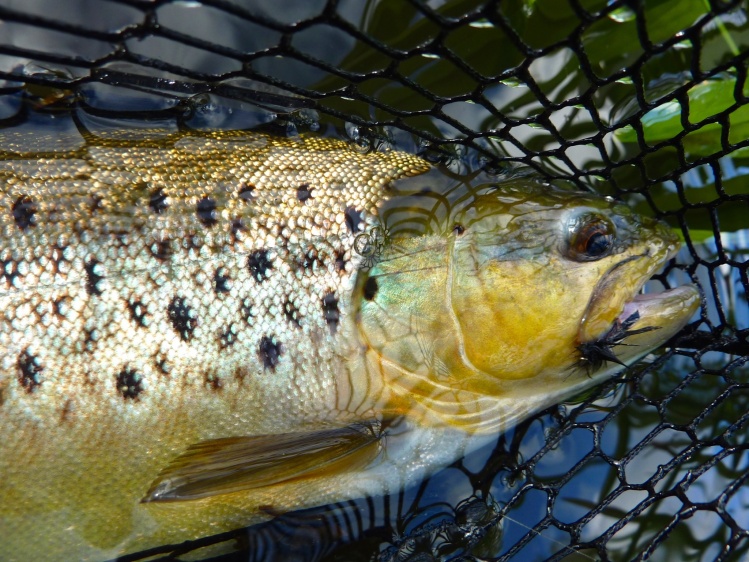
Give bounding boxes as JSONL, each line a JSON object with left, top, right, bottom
{"left": 1, "top": 1, "right": 748, "bottom": 561}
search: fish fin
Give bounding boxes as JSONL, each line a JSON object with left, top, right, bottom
{"left": 142, "top": 421, "right": 383, "bottom": 503}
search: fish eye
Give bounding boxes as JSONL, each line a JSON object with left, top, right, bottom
{"left": 567, "top": 213, "right": 615, "bottom": 261}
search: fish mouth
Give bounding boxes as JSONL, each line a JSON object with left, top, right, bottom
{"left": 578, "top": 249, "right": 700, "bottom": 369}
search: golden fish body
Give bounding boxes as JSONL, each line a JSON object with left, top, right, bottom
{"left": 0, "top": 131, "right": 699, "bottom": 560}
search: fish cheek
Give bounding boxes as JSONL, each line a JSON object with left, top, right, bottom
{"left": 448, "top": 251, "right": 592, "bottom": 383}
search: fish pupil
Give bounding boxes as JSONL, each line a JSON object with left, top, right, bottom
{"left": 585, "top": 231, "right": 612, "bottom": 257}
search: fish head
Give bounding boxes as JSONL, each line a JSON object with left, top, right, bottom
{"left": 355, "top": 179, "right": 700, "bottom": 431}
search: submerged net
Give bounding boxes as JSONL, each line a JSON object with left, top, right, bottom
{"left": 0, "top": 0, "right": 747, "bottom": 560}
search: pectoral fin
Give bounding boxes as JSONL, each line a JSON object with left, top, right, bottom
{"left": 142, "top": 421, "right": 383, "bottom": 502}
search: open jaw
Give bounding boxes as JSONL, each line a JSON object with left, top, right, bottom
{"left": 578, "top": 257, "right": 701, "bottom": 370}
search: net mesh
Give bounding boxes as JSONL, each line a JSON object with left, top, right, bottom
{"left": 1, "top": 1, "right": 748, "bottom": 561}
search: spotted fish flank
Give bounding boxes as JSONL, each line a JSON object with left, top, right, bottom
{"left": 0, "top": 130, "right": 430, "bottom": 561}
{"left": 84, "top": 259, "right": 105, "bottom": 296}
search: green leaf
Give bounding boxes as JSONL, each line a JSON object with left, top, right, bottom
{"left": 616, "top": 76, "right": 749, "bottom": 157}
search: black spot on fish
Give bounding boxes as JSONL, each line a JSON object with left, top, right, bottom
{"left": 258, "top": 336, "right": 283, "bottom": 371}
{"left": 297, "top": 184, "right": 312, "bottom": 203}
{"left": 17, "top": 350, "right": 42, "bottom": 392}
{"left": 128, "top": 300, "right": 148, "bottom": 327}
{"left": 85, "top": 259, "right": 104, "bottom": 296}
{"left": 149, "top": 239, "right": 172, "bottom": 261}
{"left": 230, "top": 218, "right": 246, "bottom": 244}
{"left": 168, "top": 297, "right": 197, "bottom": 341}
{"left": 205, "top": 372, "right": 223, "bottom": 391}
{"left": 214, "top": 267, "right": 230, "bottom": 294}
{"left": 363, "top": 277, "right": 379, "bottom": 301}
{"left": 284, "top": 298, "right": 302, "bottom": 328}
{"left": 238, "top": 183, "right": 255, "bottom": 202}
{"left": 219, "top": 324, "right": 236, "bottom": 348}
{"left": 1, "top": 258, "right": 20, "bottom": 288}
{"left": 453, "top": 224, "right": 465, "bottom": 235}
{"left": 322, "top": 291, "right": 340, "bottom": 334}
{"left": 344, "top": 206, "right": 364, "bottom": 233}
{"left": 297, "top": 246, "right": 320, "bottom": 269}
{"left": 196, "top": 196, "right": 218, "bottom": 227}
{"left": 12, "top": 195, "right": 37, "bottom": 230}
{"left": 241, "top": 298, "right": 255, "bottom": 324}
{"left": 334, "top": 249, "right": 347, "bottom": 272}
{"left": 116, "top": 368, "right": 143, "bottom": 400}
{"left": 90, "top": 194, "right": 104, "bottom": 213}
{"left": 248, "top": 250, "right": 272, "bottom": 282}
{"left": 149, "top": 188, "right": 169, "bottom": 214}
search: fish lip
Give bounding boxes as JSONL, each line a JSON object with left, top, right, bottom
{"left": 610, "top": 243, "right": 688, "bottom": 327}
{"left": 578, "top": 243, "right": 696, "bottom": 347}
{"left": 615, "top": 285, "right": 699, "bottom": 326}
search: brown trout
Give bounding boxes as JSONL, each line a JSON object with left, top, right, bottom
{"left": 0, "top": 130, "right": 699, "bottom": 560}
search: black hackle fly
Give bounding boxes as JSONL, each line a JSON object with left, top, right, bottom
{"left": 578, "top": 310, "right": 660, "bottom": 373}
